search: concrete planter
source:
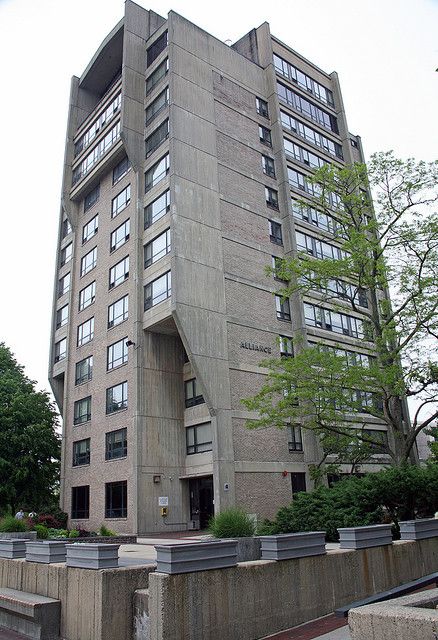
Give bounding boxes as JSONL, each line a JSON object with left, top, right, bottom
{"left": 236, "top": 537, "right": 261, "bottom": 562}
{"left": 155, "top": 539, "right": 238, "bottom": 574}
{"left": 338, "top": 524, "right": 393, "bottom": 549}
{"left": 259, "top": 532, "right": 326, "bottom": 560}
{"left": 25, "top": 540, "right": 67, "bottom": 563}
{"left": 0, "top": 531, "right": 37, "bottom": 540}
{"left": 0, "top": 539, "right": 29, "bottom": 559}
{"left": 66, "top": 543, "right": 120, "bottom": 569}
{"left": 399, "top": 518, "right": 438, "bottom": 541}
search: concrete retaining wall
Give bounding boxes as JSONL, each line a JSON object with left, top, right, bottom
{"left": 147, "top": 539, "right": 438, "bottom": 640}
{"left": 0, "top": 558, "right": 155, "bottom": 640}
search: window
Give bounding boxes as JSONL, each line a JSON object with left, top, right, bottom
{"left": 74, "top": 396, "right": 91, "bottom": 425}
{"left": 145, "top": 87, "right": 169, "bottom": 126}
{"left": 291, "top": 472, "right": 307, "bottom": 494}
{"left": 146, "top": 58, "right": 169, "bottom": 95}
{"left": 74, "top": 91, "right": 121, "bottom": 156}
{"left": 277, "top": 82, "right": 338, "bottom": 134}
{"left": 112, "top": 184, "right": 131, "bottom": 218}
{"left": 291, "top": 200, "right": 336, "bottom": 234}
{"left": 273, "top": 54, "right": 334, "bottom": 107}
{"left": 72, "top": 122, "right": 121, "bottom": 185}
{"left": 105, "top": 481, "right": 127, "bottom": 518}
{"left": 54, "top": 338, "right": 67, "bottom": 363}
{"left": 279, "top": 335, "right": 294, "bottom": 357}
{"left": 113, "top": 156, "right": 130, "bottom": 184}
{"left": 82, "top": 214, "right": 98, "bottom": 244}
{"left": 272, "top": 256, "right": 287, "bottom": 282}
{"left": 107, "top": 338, "right": 128, "bottom": 370}
{"left": 266, "top": 187, "right": 279, "bottom": 210}
{"left": 256, "top": 97, "right": 269, "bottom": 118}
{"left": 276, "top": 295, "right": 291, "bottom": 321}
{"left": 295, "top": 231, "right": 348, "bottom": 261}
{"left": 78, "top": 281, "right": 96, "bottom": 311}
{"left": 145, "top": 153, "right": 169, "bottom": 192}
{"left": 77, "top": 317, "right": 94, "bottom": 346}
{"left": 62, "top": 218, "right": 72, "bottom": 239}
{"left": 71, "top": 486, "right": 89, "bottom": 519}
{"left": 351, "top": 139, "right": 358, "bottom": 148}
{"left": 106, "top": 381, "right": 128, "bottom": 414}
{"left": 147, "top": 31, "right": 168, "bottom": 67}
{"left": 284, "top": 139, "right": 327, "bottom": 169}
{"left": 262, "top": 155, "right": 275, "bottom": 178}
{"left": 144, "top": 229, "right": 171, "bottom": 267}
{"left": 186, "top": 422, "right": 212, "bottom": 454}
{"left": 144, "top": 189, "right": 170, "bottom": 228}
{"left": 144, "top": 271, "right": 171, "bottom": 310}
{"left": 80, "top": 247, "right": 97, "bottom": 276}
{"left": 60, "top": 243, "right": 72, "bottom": 266}
{"left": 303, "top": 302, "right": 364, "bottom": 339}
{"left": 288, "top": 169, "right": 342, "bottom": 209}
{"left": 109, "top": 256, "right": 129, "bottom": 289}
{"left": 108, "top": 295, "right": 129, "bottom": 328}
{"left": 281, "top": 113, "right": 343, "bottom": 160}
{"left": 288, "top": 425, "right": 303, "bottom": 451}
{"left": 269, "top": 220, "right": 283, "bottom": 245}
{"left": 362, "top": 429, "right": 388, "bottom": 453}
{"left": 73, "top": 438, "right": 90, "bottom": 466}
{"left": 145, "top": 119, "right": 169, "bottom": 158}
{"left": 105, "top": 428, "right": 127, "bottom": 460}
{"left": 58, "top": 272, "right": 71, "bottom": 297}
{"left": 184, "top": 378, "right": 204, "bottom": 408}
{"left": 259, "top": 125, "right": 272, "bottom": 146}
{"left": 75, "top": 356, "right": 93, "bottom": 385}
{"left": 110, "top": 219, "right": 130, "bottom": 252}
{"left": 56, "top": 304, "right": 69, "bottom": 329}
{"left": 84, "top": 184, "right": 100, "bottom": 212}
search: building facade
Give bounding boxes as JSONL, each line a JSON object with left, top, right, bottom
{"left": 49, "top": 1, "right": 389, "bottom": 533}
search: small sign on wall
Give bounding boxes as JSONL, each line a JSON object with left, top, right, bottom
{"left": 240, "top": 341, "right": 272, "bottom": 354}
{"left": 158, "top": 496, "right": 169, "bottom": 507}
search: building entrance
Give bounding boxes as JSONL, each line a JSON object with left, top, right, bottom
{"left": 189, "top": 476, "right": 214, "bottom": 529}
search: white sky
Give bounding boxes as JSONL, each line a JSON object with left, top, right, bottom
{"left": 0, "top": 0, "right": 437, "bottom": 393}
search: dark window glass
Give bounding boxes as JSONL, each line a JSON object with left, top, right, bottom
{"left": 262, "top": 155, "right": 276, "bottom": 178}
{"left": 291, "top": 472, "right": 306, "bottom": 494}
{"left": 75, "top": 356, "right": 93, "bottom": 385}
{"left": 105, "top": 428, "right": 127, "bottom": 460}
{"left": 259, "top": 125, "right": 272, "bottom": 146}
{"left": 146, "top": 31, "right": 168, "bottom": 67}
{"left": 266, "top": 187, "right": 279, "bottom": 210}
{"left": 288, "top": 425, "right": 303, "bottom": 451}
{"left": 269, "top": 220, "right": 282, "bottom": 245}
{"left": 84, "top": 185, "right": 100, "bottom": 212}
{"left": 184, "top": 378, "right": 204, "bottom": 408}
{"left": 145, "top": 87, "right": 169, "bottom": 126}
{"left": 105, "top": 481, "right": 127, "bottom": 518}
{"left": 113, "top": 156, "right": 130, "bottom": 184}
{"left": 256, "top": 97, "right": 269, "bottom": 118}
{"left": 146, "top": 58, "right": 169, "bottom": 95}
{"left": 73, "top": 438, "right": 90, "bottom": 466}
{"left": 71, "top": 485, "right": 89, "bottom": 519}
{"left": 186, "top": 423, "right": 212, "bottom": 454}
{"left": 106, "top": 382, "right": 128, "bottom": 414}
{"left": 145, "top": 119, "right": 169, "bottom": 158}
{"left": 74, "top": 396, "right": 91, "bottom": 425}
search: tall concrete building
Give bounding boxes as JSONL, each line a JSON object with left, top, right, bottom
{"left": 49, "top": 1, "right": 389, "bottom": 533}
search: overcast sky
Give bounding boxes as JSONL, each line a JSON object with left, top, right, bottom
{"left": 0, "top": 0, "right": 437, "bottom": 394}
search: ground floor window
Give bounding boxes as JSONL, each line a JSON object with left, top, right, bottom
{"left": 71, "top": 485, "right": 89, "bottom": 519}
{"left": 105, "top": 480, "right": 127, "bottom": 518}
{"left": 291, "top": 472, "right": 306, "bottom": 495}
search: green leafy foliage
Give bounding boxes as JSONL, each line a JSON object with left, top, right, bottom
{"left": 68, "top": 529, "right": 79, "bottom": 538}
{"left": 99, "top": 525, "right": 116, "bottom": 537}
{"left": 264, "top": 465, "right": 438, "bottom": 541}
{"left": 47, "top": 528, "right": 68, "bottom": 538}
{"left": 0, "top": 344, "right": 60, "bottom": 513}
{"left": 244, "top": 153, "right": 438, "bottom": 466}
{"left": 35, "top": 524, "right": 49, "bottom": 539}
{"left": 208, "top": 508, "right": 256, "bottom": 538}
{"left": 0, "top": 515, "right": 27, "bottom": 532}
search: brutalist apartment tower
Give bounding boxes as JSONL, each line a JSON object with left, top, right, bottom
{"left": 49, "top": 1, "right": 388, "bottom": 533}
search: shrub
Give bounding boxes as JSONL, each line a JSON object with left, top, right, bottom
{"left": 99, "top": 525, "right": 116, "bottom": 537}
{"left": 208, "top": 508, "right": 255, "bottom": 538}
{"left": 35, "top": 524, "right": 49, "bottom": 539}
{"left": 47, "top": 528, "right": 68, "bottom": 539}
{"left": 37, "top": 514, "right": 61, "bottom": 529}
{"left": 76, "top": 527, "right": 91, "bottom": 538}
{"left": 68, "top": 529, "right": 79, "bottom": 538}
{"left": 0, "top": 516, "right": 27, "bottom": 532}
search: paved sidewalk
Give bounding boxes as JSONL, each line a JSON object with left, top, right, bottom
{"left": 260, "top": 615, "right": 350, "bottom": 640}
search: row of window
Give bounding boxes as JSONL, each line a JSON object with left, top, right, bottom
{"left": 277, "top": 82, "right": 339, "bottom": 135}
{"left": 74, "top": 92, "right": 121, "bottom": 157}
{"left": 73, "top": 427, "right": 127, "bottom": 466}
{"left": 273, "top": 54, "right": 335, "bottom": 108}
{"left": 284, "top": 139, "right": 328, "bottom": 171}
{"left": 303, "top": 302, "right": 364, "bottom": 339}
{"left": 72, "top": 122, "right": 121, "bottom": 185}
{"left": 145, "top": 87, "right": 169, "bottom": 126}
{"left": 74, "top": 380, "right": 128, "bottom": 425}
{"left": 295, "top": 230, "right": 348, "bottom": 261}
{"left": 280, "top": 111, "right": 343, "bottom": 160}
{"left": 288, "top": 167, "right": 342, "bottom": 209}
{"left": 146, "top": 58, "right": 169, "bottom": 96}
{"left": 71, "top": 482, "right": 127, "bottom": 519}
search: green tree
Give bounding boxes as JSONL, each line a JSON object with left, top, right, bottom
{"left": 243, "top": 152, "right": 438, "bottom": 466}
{"left": 0, "top": 343, "right": 60, "bottom": 513}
